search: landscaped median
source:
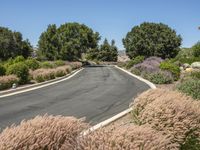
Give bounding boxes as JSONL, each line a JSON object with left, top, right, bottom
{"left": 0, "top": 56, "right": 83, "bottom": 91}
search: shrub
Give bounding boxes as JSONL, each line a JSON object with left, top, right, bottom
{"left": 0, "top": 64, "right": 6, "bottom": 76}
{"left": 25, "top": 58, "right": 40, "bottom": 70}
{"left": 41, "top": 61, "right": 54, "bottom": 68}
{"left": 54, "top": 60, "right": 65, "bottom": 67}
{"left": 177, "top": 78, "right": 200, "bottom": 100}
{"left": 131, "top": 89, "right": 200, "bottom": 148}
{"left": 130, "top": 67, "right": 141, "bottom": 76}
{"left": 31, "top": 69, "right": 55, "bottom": 83}
{"left": 13, "top": 56, "right": 25, "bottom": 63}
{"left": 55, "top": 67, "right": 67, "bottom": 77}
{"left": 134, "top": 57, "right": 163, "bottom": 74}
{"left": 0, "top": 115, "right": 87, "bottom": 150}
{"left": 6, "top": 62, "right": 29, "bottom": 84}
{"left": 0, "top": 75, "right": 19, "bottom": 90}
{"left": 125, "top": 56, "right": 144, "bottom": 69}
{"left": 160, "top": 61, "right": 180, "bottom": 80}
{"left": 69, "top": 62, "right": 82, "bottom": 70}
{"left": 147, "top": 71, "right": 173, "bottom": 84}
{"left": 192, "top": 42, "right": 200, "bottom": 57}
{"left": 80, "top": 124, "right": 177, "bottom": 149}
{"left": 190, "top": 71, "right": 200, "bottom": 80}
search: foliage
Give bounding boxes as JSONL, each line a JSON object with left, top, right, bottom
{"left": 125, "top": 55, "right": 144, "bottom": 69}
{"left": 190, "top": 71, "right": 200, "bottom": 80}
{"left": 147, "top": 71, "right": 174, "bottom": 84}
{"left": 0, "top": 64, "right": 6, "bottom": 76}
{"left": 0, "top": 115, "right": 87, "bottom": 150}
{"left": 54, "top": 67, "right": 67, "bottom": 77}
{"left": 25, "top": 58, "right": 40, "bottom": 70}
{"left": 68, "top": 62, "right": 82, "bottom": 70}
{"left": 13, "top": 56, "right": 25, "bottom": 63}
{"left": 123, "top": 22, "right": 182, "bottom": 59}
{"left": 0, "top": 26, "right": 32, "bottom": 61}
{"left": 177, "top": 78, "right": 200, "bottom": 100}
{"left": 6, "top": 62, "right": 29, "bottom": 84}
{"left": 160, "top": 61, "right": 180, "bottom": 80}
{"left": 87, "top": 39, "right": 118, "bottom": 62}
{"left": 31, "top": 69, "right": 55, "bottom": 82}
{"left": 134, "top": 57, "right": 163, "bottom": 74}
{"left": 181, "top": 133, "right": 200, "bottom": 150}
{"left": 192, "top": 41, "right": 200, "bottom": 57}
{"left": 0, "top": 75, "right": 19, "bottom": 90}
{"left": 132, "top": 89, "right": 200, "bottom": 148}
{"left": 40, "top": 61, "right": 54, "bottom": 69}
{"left": 38, "top": 23, "right": 100, "bottom": 61}
{"left": 54, "top": 60, "right": 65, "bottom": 67}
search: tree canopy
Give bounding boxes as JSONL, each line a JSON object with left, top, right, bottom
{"left": 123, "top": 22, "right": 182, "bottom": 59}
{"left": 0, "top": 27, "right": 32, "bottom": 61}
{"left": 38, "top": 23, "right": 100, "bottom": 61}
{"left": 86, "top": 39, "right": 118, "bottom": 62}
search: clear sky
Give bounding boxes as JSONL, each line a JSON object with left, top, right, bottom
{"left": 0, "top": 0, "right": 199, "bottom": 50}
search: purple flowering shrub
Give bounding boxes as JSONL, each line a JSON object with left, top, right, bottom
{"left": 132, "top": 57, "right": 174, "bottom": 84}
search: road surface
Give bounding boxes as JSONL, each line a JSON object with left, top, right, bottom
{"left": 0, "top": 66, "right": 149, "bottom": 130}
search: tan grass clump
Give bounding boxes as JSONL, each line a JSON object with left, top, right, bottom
{"left": 78, "top": 124, "right": 178, "bottom": 150}
{"left": 132, "top": 88, "right": 200, "bottom": 145}
{"left": 0, "top": 115, "right": 88, "bottom": 150}
{"left": 0, "top": 75, "right": 19, "bottom": 90}
{"left": 69, "top": 62, "right": 82, "bottom": 70}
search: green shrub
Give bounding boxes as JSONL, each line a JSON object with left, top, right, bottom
{"left": 180, "top": 133, "right": 200, "bottom": 150}
{"left": 3, "top": 58, "right": 14, "bottom": 68}
{"left": 6, "top": 63, "right": 29, "bottom": 84}
{"left": 190, "top": 71, "right": 200, "bottom": 80}
{"left": 0, "top": 64, "right": 6, "bottom": 76}
{"left": 0, "top": 75, "right": 19, "bottom": 90}
{"left": 147, "top": 71, "right": 173, "bottom": 84}
{"left": 160, "top": 61, "right": 180, "bottom": 80}
{"left": 177, "top": 78, "right": 200, "bottom": 100}
{"left": 41, "top": 61, "right": 54, "bottom": 69}
{"left": 126, "top": 56, "right": 145, "bottom": 69}
{"left": 176, "top": 57, "right": 200, "bottom": 65}
{"left": 13, "top": 56, "right": 25, "bottom": 64}
{"left": 130, "top": 68, "right": 141, "bottom": 76}
{"left": 192, "top": 42, "right": 200, "bottom": 57}
{"left": 25, "top": 58, "right": 40, "bottom": 70}
{"left": 54, "top": 60, "right": 65, "bottom": 67}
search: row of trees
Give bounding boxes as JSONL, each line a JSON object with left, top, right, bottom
{"left": 0, "top": 27, "right": 32, "bottom": 61}
{"left": 1, "top": 22, "right": 191, "bottom": 62}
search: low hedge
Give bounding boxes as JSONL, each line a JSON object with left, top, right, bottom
{"left": 0, "top": 75, "right": 19, "bottom": 90}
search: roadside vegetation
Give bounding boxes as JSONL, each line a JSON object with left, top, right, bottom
{"left": 0, "top": 21, "right": 200, "bottom": 149}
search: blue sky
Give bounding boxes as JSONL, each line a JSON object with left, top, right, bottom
{"left": 0, "top": 0, "right": 199, "bottom": 50}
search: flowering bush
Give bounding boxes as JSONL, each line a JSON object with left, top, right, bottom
{"left": 132, "top": 89, "right": 200, "bottom": 148}
{"left": 0, "top": 75, "right": 19, "bottom": 90}
{"left": 133, "top": 56, "right": 163, "bottom": 74}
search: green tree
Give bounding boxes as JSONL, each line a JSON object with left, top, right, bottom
{"left": 97, "top": 39, "right": 118, "bottom": 62}
{"left": 0, "top": 27, "right": 32, "bottom": 61}
{"left": 38, "top": 23, "right": 100, "bottom": 61}
{"left": 123, "top": 22, "right": 182, "bottom": 59}
{"left": 38, "top": 24, "right": 59, "bottom": 60}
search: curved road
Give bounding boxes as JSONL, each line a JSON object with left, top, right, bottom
{"left": 0, "top": 66, "right": 149, "bottom": 130}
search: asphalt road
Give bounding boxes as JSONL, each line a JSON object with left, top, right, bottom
{"left": 0, "top": 66, "right": 149, "bottom": 130}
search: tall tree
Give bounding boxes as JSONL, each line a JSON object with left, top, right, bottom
{"left": 123, "top": 22, "right": 182, "bottom": 59}
{"left": 96, "top": 39, "right": 118, "bottom": 62}
{"left": 38, "top": 23, "right": 100, "bottom": 61}
{"left": 0, "top": 27, "right": 32, "bottom": 61}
